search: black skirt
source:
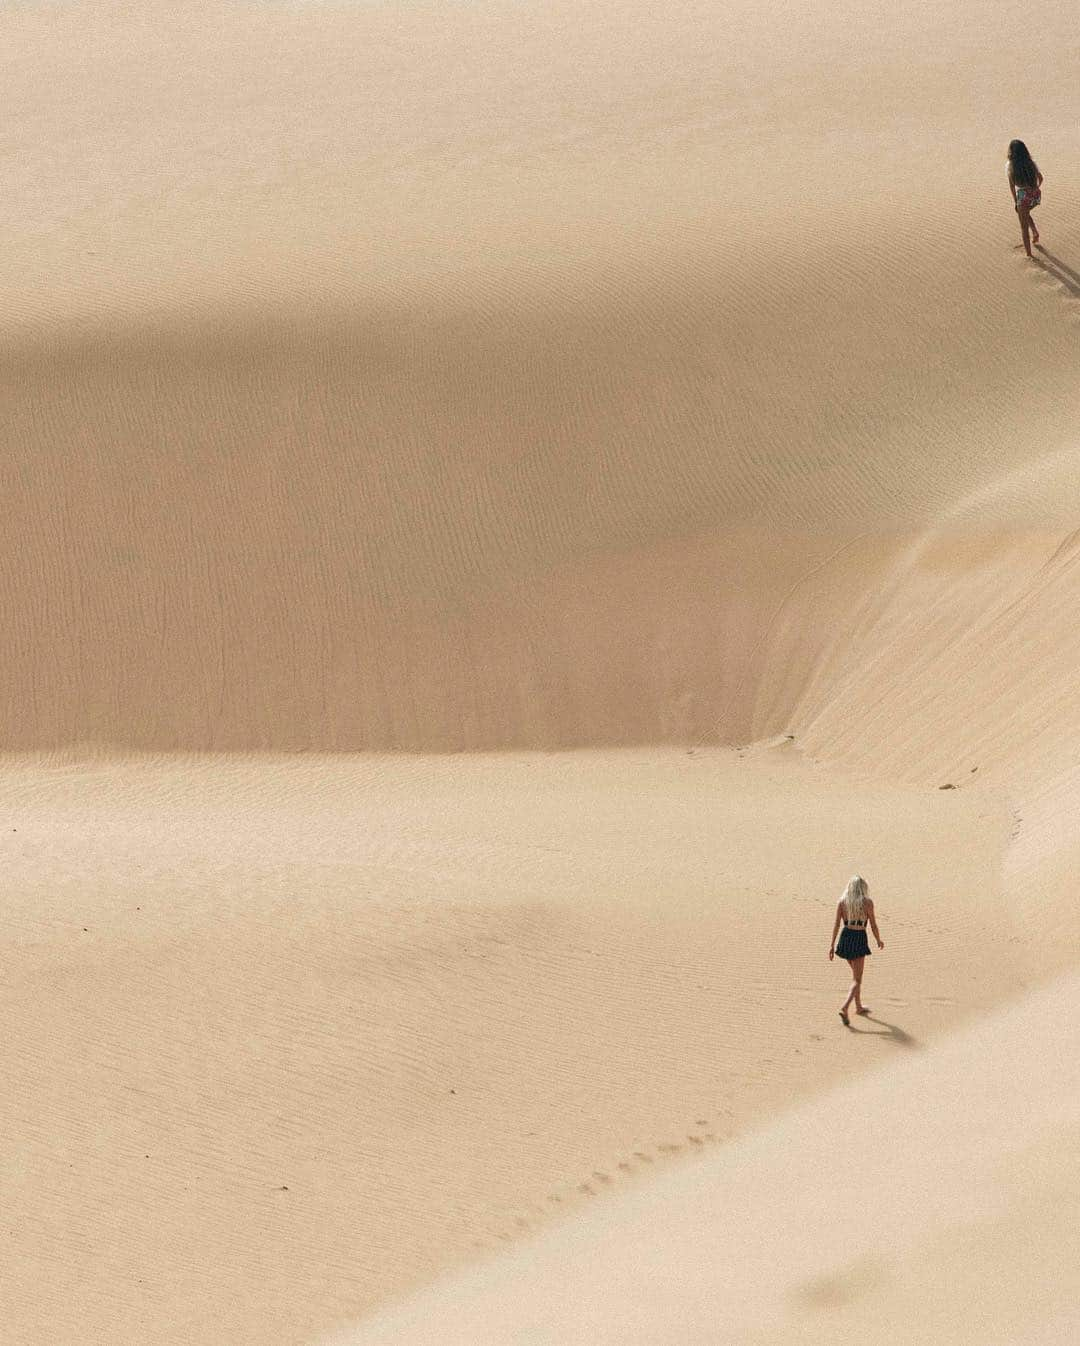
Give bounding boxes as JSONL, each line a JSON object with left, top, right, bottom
{"left": 836, "top": 927, "right": 871, "bottom": 960}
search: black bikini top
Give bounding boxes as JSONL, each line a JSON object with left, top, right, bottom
{"left": 844, "top": 918, "right": 866, "bottom": 927}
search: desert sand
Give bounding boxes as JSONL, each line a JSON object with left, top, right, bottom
{"left": 5, "top": 0, "right": 1080, "bottom": 1342}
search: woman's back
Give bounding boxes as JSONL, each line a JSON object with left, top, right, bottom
{"left": 1008, "top": 139, "right": 1041, "bottom": 188}
{"left": 842, "top": 896, "right": 873, "bottom": 927}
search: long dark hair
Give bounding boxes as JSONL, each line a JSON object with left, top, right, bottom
{"left": 1008, "top": 139, "right": 1039, "bottom": 188}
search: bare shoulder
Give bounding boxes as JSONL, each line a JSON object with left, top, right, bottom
{"left": 865, "top": 897, "right": 876, "bottom": 910}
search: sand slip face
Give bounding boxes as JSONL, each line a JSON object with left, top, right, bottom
{"left": 4, "top": 0, "right": 1080, "bottom": 754}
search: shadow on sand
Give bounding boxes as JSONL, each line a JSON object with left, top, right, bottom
{"left": 1033, "top": 245, "right": 1080, "bottom": 298}
{"left": 843, "top": 1015, "right": 919, "bottom": 1047}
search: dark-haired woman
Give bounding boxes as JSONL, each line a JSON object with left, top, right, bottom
{"left": 1008, "top": 140, "right": 1043, "bottom": 258}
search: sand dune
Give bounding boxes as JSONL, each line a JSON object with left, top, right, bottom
{"left": 0, "top": 747, "right": 1027, "bottom": 1344}
{"left": 4, "top": 2, "right": 1080, "bottom": 756}
{"left": 7, "top": 0, "right": 1080, "bottom": 1341}
{"left": 334, "top": 966, "right": 1080, "bottom": 1346}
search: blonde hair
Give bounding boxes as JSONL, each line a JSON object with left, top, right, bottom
{"left": 841, "top": 875, "right": 868, "bottom": 921}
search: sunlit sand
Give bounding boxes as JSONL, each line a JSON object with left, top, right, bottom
{"left": 5, "top": 0, "right": 1080, "bottom": 1341}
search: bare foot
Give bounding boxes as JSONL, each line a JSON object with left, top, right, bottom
{"left": 856, "top": 1006, "right": 871, "bottom": 1015}
{"left": 839, "top": 1009, "right": 850, "bottom": 1025}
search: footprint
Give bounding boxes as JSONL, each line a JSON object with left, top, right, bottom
{"left": 794, "top": 1272, "right": 855, "bottom": 1309}
{"left": 792, "top": 1255, "right": 888, "bottom": 1310}
{"left": 592, "top": 1171, "right": 612, "bottom": 1185}
{"left": 633, "top": 1151, "right": 654, "bottom": 1164}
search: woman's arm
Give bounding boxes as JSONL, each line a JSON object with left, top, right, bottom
{"left": 868, "top": 900, "right": 884, "bottom": 949}
{"left": 1008, "top": 167, "right": 1016, "bottom": 204}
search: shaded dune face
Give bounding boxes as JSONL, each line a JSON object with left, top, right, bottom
{"left": 5, "top": 254, "right": 1080, "bottom": 758}
{"left": 5, "top": 302, "right": 849, "bottom": 752}
{"left": 5, "top": 0, "right": 1080, "bottom": 763}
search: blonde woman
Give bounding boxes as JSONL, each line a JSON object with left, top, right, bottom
{"left": 829, "top": 875, "right": 884, "bottom": 1025}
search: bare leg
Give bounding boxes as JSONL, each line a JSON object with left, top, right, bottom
{"left": 1030, "top": 209, "right": 1040, "bottom": 244}
{"left": 852, "top": 956, "right": 866, "bottom": 1012}
{"left": 841, "top": 956, "right": 865, "bottom": 1014}
{"left": 854, "top": 964, "right": 868, "bottom": 1012}
{"left": 1019, "top": 206, "right": 1033, "bottom": 258}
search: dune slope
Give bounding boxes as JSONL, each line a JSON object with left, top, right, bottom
{"left": 6, "top": 0, "right": 1080, "bottom": 1343}
{"left": 335, "top": 966, "right": 1080, "bottom": 1346}
{"left": 2, "top": 0, "right": 1080, "bottom": 760}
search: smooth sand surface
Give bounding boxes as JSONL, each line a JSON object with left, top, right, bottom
{"left": 4, "top": 745, "right": 1031, "bottom": 1345}
{"left": 333, "top": 965, "right": 1080, "bottom": 1346}
{"left": 6, "top": 0, "right": 1080, "bottom": 1340}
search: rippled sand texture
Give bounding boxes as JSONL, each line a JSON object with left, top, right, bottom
{"left": 339, "top": 964, "right": 1080, "bottom": 1346}
{"left": 4, "top": 0, "right": 1080, "bottom": 757}
{"left": 0, "top": 747, "right": 1023, "bottom": 1346}
{"left": 6, "top": 0, "right": 1080, "bottom": 1341}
